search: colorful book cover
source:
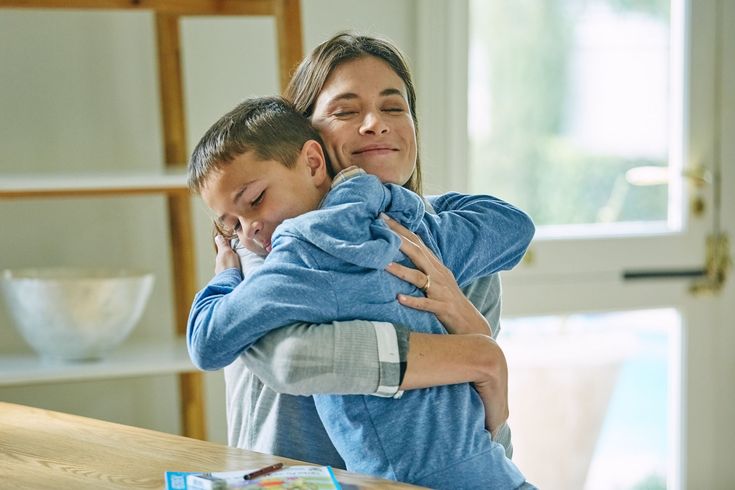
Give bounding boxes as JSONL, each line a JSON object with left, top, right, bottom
{"left": 165, "top": 465, "right": 341, "bottom": 490}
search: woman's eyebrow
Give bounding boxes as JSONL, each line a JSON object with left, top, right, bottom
{"left": 327, "top": 87, "right": 406, "bottom": 104}
{"left": 327, "top": 92, "right": 358, "bottom": 104}
{"left": 379, "top": 88, "right": 405, "bottom": 99}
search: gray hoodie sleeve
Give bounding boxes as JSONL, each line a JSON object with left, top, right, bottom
{"left": 242, "top": 319, "right": 410, "bottom": 396}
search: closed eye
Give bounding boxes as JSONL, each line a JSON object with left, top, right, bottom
{"left": 251, "top": 190, "right": 265, "bottom": 207}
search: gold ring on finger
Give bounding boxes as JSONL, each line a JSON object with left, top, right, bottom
{"left": 420, "top": 274, "right": 431, "bottom": 294}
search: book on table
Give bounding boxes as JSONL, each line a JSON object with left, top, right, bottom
{"left": 165, "top": 464, "right": 342, "bottom": 490}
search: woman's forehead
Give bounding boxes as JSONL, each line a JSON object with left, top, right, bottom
{"left": 320, "top": 56, "right": 407, "bottom": 100}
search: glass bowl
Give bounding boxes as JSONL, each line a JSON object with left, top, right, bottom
{"left": 1, "top": 267, "right": 154, "bottom": 361}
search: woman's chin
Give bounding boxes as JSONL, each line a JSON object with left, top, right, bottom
{"left": 352, "top": 162, "right": 412, "bottom": 186}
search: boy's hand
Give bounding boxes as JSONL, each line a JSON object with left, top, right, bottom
{"left": 214, "top": 235, "right": 241, "bottom": 274}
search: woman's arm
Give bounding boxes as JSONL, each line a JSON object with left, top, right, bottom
{"left": 240, "top": 308, "right": 509, "bottom": 433}
{"left": 243, "top": 319, "right": 409, "bottom": 396}
{"left": 402, "top": 331, "right": 509, "bottom": 433}
{"left": 242, "top": 316, "right": 508, "bottom": 399}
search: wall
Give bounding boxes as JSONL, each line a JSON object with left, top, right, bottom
{"left": 0, "top": 0, "right": 417, "bottom": 444}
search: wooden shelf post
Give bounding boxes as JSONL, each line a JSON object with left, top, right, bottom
{"left": 0, "top": 0, "right": 304, "bottom": 442}
{"left": 155, "top": 11, "right": 206, "bottom": 440}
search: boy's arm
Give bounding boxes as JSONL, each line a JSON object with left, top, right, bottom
{"left": 187, "top": 242, "right": 338, "bottom": 371}
{"left": 423, "top": 192, "right": 535, "bottom": 286}
{"left": 228, "top": 242, "right": 407, "bottom": 396}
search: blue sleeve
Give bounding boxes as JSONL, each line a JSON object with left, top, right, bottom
{"left": 186, "top": 241, "right": 338, "bottom": 371}
{"left": 423, "top": 192, "right": 535, "bottom": 287}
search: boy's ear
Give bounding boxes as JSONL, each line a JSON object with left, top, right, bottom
{"left": 301, "top": 139, "right": 329, "bottom": 185}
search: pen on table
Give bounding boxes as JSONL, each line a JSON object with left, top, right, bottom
{"left": 242, "top": 462, "right": 284, "bottom": 480}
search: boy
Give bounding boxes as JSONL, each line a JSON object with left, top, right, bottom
{"left": 187, "top": 97, "right": 535, "bottom": 489}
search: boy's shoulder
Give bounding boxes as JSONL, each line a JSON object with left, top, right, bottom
{"left": 426, "top": 191, "right": 507, "bottom": 215}
{"left": 323, "top": 168, "right": 386, "bottom": 207}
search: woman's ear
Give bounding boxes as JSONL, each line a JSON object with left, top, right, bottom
{"left": 301, "top": 139, "right": 330, "bottom": 185}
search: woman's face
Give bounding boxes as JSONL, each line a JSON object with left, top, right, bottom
{"left": 311, "top": 56, "right": 417, "bottom": 186}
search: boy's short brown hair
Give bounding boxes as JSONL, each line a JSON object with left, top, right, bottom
{"left": 188, "top": 96, "right": 330, "bottom": 193}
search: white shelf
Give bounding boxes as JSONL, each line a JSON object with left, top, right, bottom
{"left": 0, "top": 170, "right": 189, "bottom": 198}
{"left": 0, "top": 337, "right": 197, "bottom": 387}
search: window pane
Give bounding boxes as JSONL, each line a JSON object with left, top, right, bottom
{"left": 469, "top": 0, "right": 679, "bottom": 233}
{"left": 500, "top": 309, "right": 680, "bottom": 490}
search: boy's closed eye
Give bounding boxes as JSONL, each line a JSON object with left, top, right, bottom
{"left": 250, "top": 190, "right": 265, "bottom": 207}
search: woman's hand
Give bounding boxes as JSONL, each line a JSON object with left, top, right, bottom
{"left": 473, "top": 345, "right": 510, "bottom": 436}
{"left": 214, "top": 234, "right": 241, "bottom": 275}
{"left": 382, "top": 215, "right": 494, "bottom": 336}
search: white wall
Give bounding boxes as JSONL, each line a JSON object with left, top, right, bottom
{"left": 0, "top": 1, "right": 417, "bottom": 444}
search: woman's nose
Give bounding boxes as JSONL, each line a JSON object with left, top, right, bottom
{"left": 359, "top": 111, "right": 389, "bottom": 135}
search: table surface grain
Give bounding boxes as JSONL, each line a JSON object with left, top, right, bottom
{"left": 0, "top": 402, "right": 423, "bottom": 489}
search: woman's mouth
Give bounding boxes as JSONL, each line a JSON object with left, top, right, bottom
{"left": 353, "top": 145, "right": 397, "bottom": 156}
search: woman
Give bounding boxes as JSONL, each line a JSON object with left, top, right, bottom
{"left": 222, "top": 32, "right": 527, "bottom": 473}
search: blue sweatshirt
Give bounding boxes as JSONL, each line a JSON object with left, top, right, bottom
{"left": 188, "top": 171, "right": 534, "bottom": 489}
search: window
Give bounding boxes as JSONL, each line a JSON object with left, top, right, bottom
{"left": 501, "top": 309, "right": 680, "bottom": 489}
{"left": 469, "top": 0, "right": 681, "bottom": 237}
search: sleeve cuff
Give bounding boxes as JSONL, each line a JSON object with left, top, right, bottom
{"left": 213, "top": 267, "right": 243, "bottom": 286}
{"left": 232, "top": 238, "right": 265, "bottom": 277}
{"left": 372, "top": 322, "right": 409, "bottom": 399}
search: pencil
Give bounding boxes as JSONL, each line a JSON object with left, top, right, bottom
{"left": 242, "top": 462, "right": 284, "bottom": 480}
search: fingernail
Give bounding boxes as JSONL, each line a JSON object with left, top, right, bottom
{"left": 380, "top": 212, "right": 391, "bottom": 221}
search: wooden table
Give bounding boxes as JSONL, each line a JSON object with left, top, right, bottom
{"left": 0, "top": 402, "right": 422, "bottom": 489}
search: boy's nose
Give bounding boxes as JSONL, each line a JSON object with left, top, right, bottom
{"left": 245, "top": 220, "right": 262, "bottom": 240}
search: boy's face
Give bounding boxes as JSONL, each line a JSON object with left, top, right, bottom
{"left": 201, "top": 142, "right": 330, "bottom": 257}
